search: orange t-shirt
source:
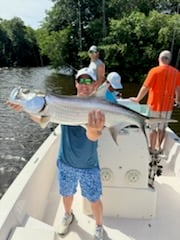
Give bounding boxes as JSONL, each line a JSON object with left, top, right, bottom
{"left": 144, "top": 65, "right": 180, "bottom": 111}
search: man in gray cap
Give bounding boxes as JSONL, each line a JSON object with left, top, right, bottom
{"left": 88, "top": 45, "right": 105, "bottom": 88}
{"left": 131, "top": 50, "right": 180, "bottom": 153}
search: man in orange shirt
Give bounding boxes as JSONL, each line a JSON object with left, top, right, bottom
{"left": 131, "top": 50, "right": 180, "bottom": 153}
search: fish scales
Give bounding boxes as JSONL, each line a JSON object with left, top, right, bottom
{"left": 45, "top": 95, "right": 145, "bottom": 128}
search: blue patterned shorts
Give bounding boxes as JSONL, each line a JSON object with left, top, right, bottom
{"left": 57, "top": 161, "right": 102, "bottom": 202}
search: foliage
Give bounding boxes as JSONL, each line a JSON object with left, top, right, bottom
{"left": 36, "top": 27, "right": 71, "bottom": 68}
{"left": 0, "top": 0, "right": 179, "bottom": 83}
{"left": 40, "top": 0, "right": 179, "bottom": 81}
{"left": 103, "top": 10, "right": 180, "bottom": 81}
{"left": 43, "top": 0, "right": 106, "bottom": 69}
{"left": 0, "top": 18, "right": 41, "bottom": 67}
{"left": 108, "top": 0, "right": 180, "bottom": 17}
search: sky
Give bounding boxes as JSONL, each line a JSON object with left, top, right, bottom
{"left": 0, "top": 0, "right": 53, "bottom": 29}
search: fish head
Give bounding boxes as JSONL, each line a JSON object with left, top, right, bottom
{"left": 9, "top": 87, "right": 35, "bottom": 102}
{"left": 9, "top": 87, "right": 45, "bottom": 103}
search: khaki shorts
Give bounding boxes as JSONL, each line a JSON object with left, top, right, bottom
{"left": 150, "top": 111, "right": 172, "bottom": 130}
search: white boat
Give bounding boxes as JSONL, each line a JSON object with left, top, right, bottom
{"left": 57, "top": 67, "right": 74, "bottom": 76}
{"left": 0, "top": 123, "right": 180, "bottom": 240}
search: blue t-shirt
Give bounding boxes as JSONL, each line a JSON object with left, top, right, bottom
{"left": 57, "top": 125, "right": 99, "bottom": 169}
{"left": 105, "top": 90, "right": 118, "bottom": 103}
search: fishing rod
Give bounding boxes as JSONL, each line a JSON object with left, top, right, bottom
{"left": 175, "top": 48, "right": 180, "bottom": 70}
{"left": 174, "top": 49, "right": 180, "bottom": 108}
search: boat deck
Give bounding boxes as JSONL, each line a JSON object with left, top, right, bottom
{"left": 48, "top": 160, "right": 180, "bottom": 240}
{"left": 1, "top": 126, "right": 180, "bottom": 240}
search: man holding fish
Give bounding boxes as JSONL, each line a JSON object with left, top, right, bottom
{"left": 7, "top": 67, "right": 105, "bottom": 240}
{"left": 56, "top": 67, "right": 105, "bottom": 239}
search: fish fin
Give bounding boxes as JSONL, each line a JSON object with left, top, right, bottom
{"left": 39, "top": 116, "right": 50, "bottom": 128}
{"left": 109, "top": 127, "right": 119, "bottom": 145}
{"left": 109, "top": 123, "right": 131, "bottom": 145}
{"left": 80, "top": 124, "right": 88, "bottom": 129}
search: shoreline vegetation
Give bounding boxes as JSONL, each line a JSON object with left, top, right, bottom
{"left": 0, "top": 1, "right": 179, "bottom": 83}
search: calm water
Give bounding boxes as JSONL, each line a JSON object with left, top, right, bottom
{"left": 0, "top": 67, "right": 76, "bottom": 198}
{"left": 0, "top": 67, "right": 179, "bottom": 198}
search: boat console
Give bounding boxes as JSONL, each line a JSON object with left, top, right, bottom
{"left": 83, "top": 126, "right": 156, "bottom": 218}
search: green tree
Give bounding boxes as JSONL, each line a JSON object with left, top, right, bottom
{"left": 43, "top": 0, "right": 109, "bottom": 67}
{"left": 103, "top": 10, "right": 180, "bottom": 81}
{"left": 0, "top": 23, "right": 11, "bottom": 66}
{"left": 36, "top": 27, "right": 71, "bottom": 68}
{"left": 107, "top": 0, "right": 179, "bottom": 18}
{"left": 1, "top": 17, "right": 41, "bottom": 67}
{"left": 40, "top": 0, "right": 179, "bottom": 77}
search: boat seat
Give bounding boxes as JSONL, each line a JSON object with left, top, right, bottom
{"left": 9, "top": 216, "right": 56, "bottom": 240}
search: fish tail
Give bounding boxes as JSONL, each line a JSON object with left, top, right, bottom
{"left": 39, "top": 116, "right": 50, "bottom": 128}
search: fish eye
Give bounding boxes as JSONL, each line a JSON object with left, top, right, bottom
{"left": 22, "top": 89, "right": 30, "bottom": 94}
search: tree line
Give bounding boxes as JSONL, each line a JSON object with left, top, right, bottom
{"left": 0, "top": 18, "right": 42, "bottom": 67}
{"left": 0, "top": 0, "right": 179, "bottom": 82}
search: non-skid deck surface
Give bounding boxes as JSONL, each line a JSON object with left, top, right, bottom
{"left": 49, "top": 161, "right": 180, "bottom": 240}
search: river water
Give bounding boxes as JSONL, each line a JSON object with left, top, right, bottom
{"left": 0, "top": 67, "right": 179, "bottom": 198}
{"left": 0, "top": 67, "right": 76, "bottom": 198}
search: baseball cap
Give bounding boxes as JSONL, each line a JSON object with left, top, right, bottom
{"left": 159, "top": 50, "right": 171, "bottom": 61}
{"left": 76, "top": 67, "right": 97, "bottom": 81}
{"left": 88, "top": 45, "right": 98, "bottom": 53}
{"left": 107, "top": 72, "right": 123, "bottom": 89}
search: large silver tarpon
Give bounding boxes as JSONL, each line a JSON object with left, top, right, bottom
{"left": 8, "top": 87, "right": 177, "bottom": 143}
